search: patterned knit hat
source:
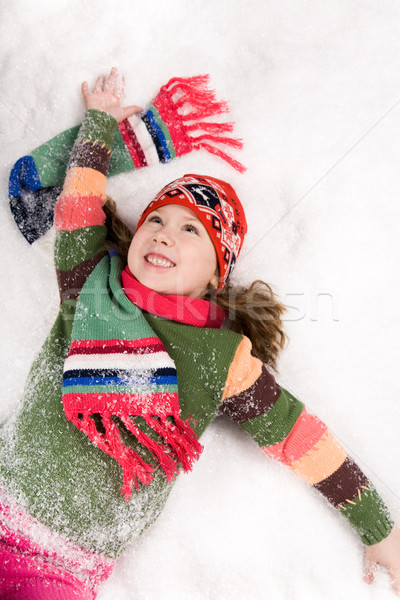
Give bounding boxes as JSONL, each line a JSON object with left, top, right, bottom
{"left": 136, "top": 174, "right": 247, "bottom": 290}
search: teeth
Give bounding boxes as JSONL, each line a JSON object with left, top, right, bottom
{"left": 146, "top": 256, "right": 174, "bottom": 268}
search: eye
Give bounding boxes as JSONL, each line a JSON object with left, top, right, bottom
{"left": 183, "top": 223, "right": 199, "bottom": 235}
{"left": 148, "top": 215, "right": 162, "bottom": 224}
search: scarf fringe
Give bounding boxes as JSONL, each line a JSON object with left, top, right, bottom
{"left": 165, "top": 75, "right": 228, "bottom": 113}
{"left": 67, "top": 410, "right": 203, "bottom": 502}
{"left": 185, "top": 121, "right": 235, "bottom": 134}
{"left": 121, "top": 415, "right": 179, "bottom": 482}
{"left": 189, "top": 134, "right": 243, "bottom": 150}
{"left": 144, "top": 415, "right": 203, "bottom": 472}
{"left": 162, "top": 74, "right": 246, "bottom": 173}
{"left": 192, "top": 141, "right": 247, "bottom": 174}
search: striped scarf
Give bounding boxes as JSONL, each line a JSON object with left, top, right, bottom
{"left": 62, "top": 252, "right": 203, "bottom": 501}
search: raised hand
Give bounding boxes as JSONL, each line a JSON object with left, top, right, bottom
{"left": 81, "top": 67, "right": 142, "bottom": 123}
{"left": 364, "top": 526, "right": 400, "bottom": 595}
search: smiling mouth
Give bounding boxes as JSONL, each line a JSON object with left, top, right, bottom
{"left": 145, "top": 254, "right": 176, "bottom": 268}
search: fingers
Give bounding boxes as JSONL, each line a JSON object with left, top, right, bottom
{"left": 363, "top": 558, "right": 400, "bottom": 595}
{"left": 104, "top": 67, "right": 117, "bottom": 91}
{"left": 104, "top": 67, "right": 122, "bottom": 97}
{"left": 81, "top": 81, "right": 89, "bottom": 98}
{"left": 82, "top": 67, "right": 124, "bottom": 96}
{"left": 388, "top": 565, "right": 400, "bottom": 596}
{"left": 80, "top": 68, "right": 137, "bottom": 120}
{"left": 121, "top": 105, "right": 143, "bottom": 120}
{"left": 363, "top": 558, "right": 377, "bottom": 586}
{"left": 93, "top": 74, "right": 106, "bottom": 93}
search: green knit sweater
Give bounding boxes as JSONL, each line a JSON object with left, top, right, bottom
{"left": 0, "top": 110, "right": 393, "bottom": 561}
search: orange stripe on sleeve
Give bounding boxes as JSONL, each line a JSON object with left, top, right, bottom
{"left": 289, "top": 430, "right": 347, "bottom": 484}
{"left": 262, "top": 408, "right": 327, "bottom": 465}
{"left": 221, "top": 336, "right": 263, "bottom": 401}
{"left": 62, "top": 167, "right": 107, "bottom": 197}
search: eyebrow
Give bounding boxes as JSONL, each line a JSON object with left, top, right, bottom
{"left": 152, "top": 210, "right": 202, "bottom": 223}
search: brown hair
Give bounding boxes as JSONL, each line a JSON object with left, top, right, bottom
{"left": 103, "top": 197, "right": 287, "bottom": 371}
{"left": 103, "top": 196, "right": 134, "bottom": 259}
{"left": 212, "top": 281, "right": 286, "bottom": 371}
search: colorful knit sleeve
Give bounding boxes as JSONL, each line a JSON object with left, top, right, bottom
{"left": 9, "top": 75, "right": 244, "bottom": 252}
{"left": 54, "top": 109, "right": 118, "bottom": 302}
{"left": 219, "top": 336, "right": 394, "bottom": 546}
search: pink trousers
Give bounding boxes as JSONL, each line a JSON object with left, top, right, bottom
{"left": 0, "top": 541, "right": 95, "bottom": 600}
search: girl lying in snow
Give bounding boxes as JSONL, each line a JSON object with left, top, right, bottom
{"left": 1, "top": 68, "right": 400, "bottom": 599}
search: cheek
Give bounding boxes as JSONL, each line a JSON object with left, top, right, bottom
{"left": 128, "top": 229, "right": 147, "bottom": 254}
{"left": 198, "top": 245, "right": 218, "bottom": 281}
{"left": 127, "top": 239, "right": 135, "bottom": 264}
{"left": 127, "top": 233, "right": 143, "bottom": 269}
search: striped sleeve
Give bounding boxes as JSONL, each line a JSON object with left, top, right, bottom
{"left": 220, "top": 336, "right": 394, "bottom": 546}
{"left": 54, "top": 110, "right": 118, "bottom": 301}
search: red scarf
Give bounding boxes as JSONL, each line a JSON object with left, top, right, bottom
{"left": 121, "top": 266, "right": 226, "bottom": 328}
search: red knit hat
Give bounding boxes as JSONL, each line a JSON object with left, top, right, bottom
{"left": 136, "top": 174, "right": 247, "bottom": 291}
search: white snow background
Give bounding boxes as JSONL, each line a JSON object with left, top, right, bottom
{"left": 1, "top": 1, "right": 400, "bottom": 598}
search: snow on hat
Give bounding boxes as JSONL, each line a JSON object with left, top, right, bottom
{"left": 136, "top": 174, "right": 247, "bottom": 290}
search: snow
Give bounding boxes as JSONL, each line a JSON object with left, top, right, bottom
{"left": 1, "top": 0, "right": 400, "bottom": 597}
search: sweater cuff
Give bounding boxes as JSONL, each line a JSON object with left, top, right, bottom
{"left": 77, "top": 109, "right": 118, "bottom": 150}
{"left": 339, "top": 485, "right": 394, "bottom": 545}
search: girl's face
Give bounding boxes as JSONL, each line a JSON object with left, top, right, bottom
{"left": 127, "top": 204, "right": 219, "bottom": 297}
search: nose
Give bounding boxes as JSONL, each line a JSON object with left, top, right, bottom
{"left": 153, "top": 227, "right": 174, "bottom": 246}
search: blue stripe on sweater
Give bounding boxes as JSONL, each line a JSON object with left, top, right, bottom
{"left": 142, "top": 110, "right": 171, "bottom": 162}
{"left": 63, "top": 375, "right": 177, "bottom": 387}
